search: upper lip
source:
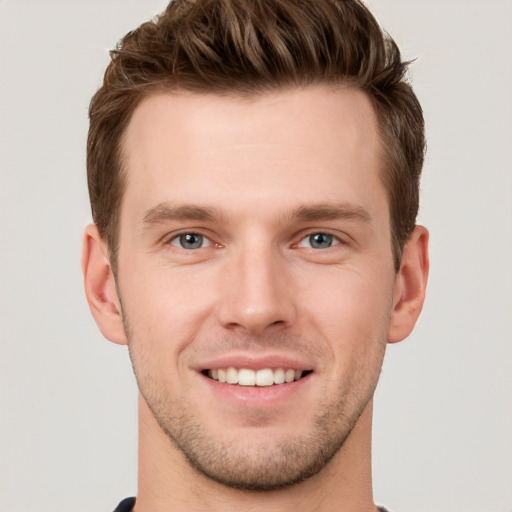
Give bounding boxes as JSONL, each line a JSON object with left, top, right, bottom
{"left": 194, "top": 353, "right": 314, "bottom": 372}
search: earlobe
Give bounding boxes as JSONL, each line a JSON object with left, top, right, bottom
{"left": 81, "top": 224, "right": 127, "bottom": 345}
{"left": 388, "top": 225, "right": 429, "bottom": 344}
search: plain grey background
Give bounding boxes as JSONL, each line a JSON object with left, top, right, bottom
{"left": 0, "top": 1, "right": 511, "bottom": 511}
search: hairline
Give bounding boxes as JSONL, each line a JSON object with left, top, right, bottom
{"left": 106, "top": 81, "right": 403, "bottom": 273}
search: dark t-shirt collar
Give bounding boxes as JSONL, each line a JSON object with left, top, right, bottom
{"left": 113, "top": 496, "right": 391, "bottom": 511}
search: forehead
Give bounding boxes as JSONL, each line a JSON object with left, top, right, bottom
{"left": 120, "top": 86, "right": 385, "bottom": 226}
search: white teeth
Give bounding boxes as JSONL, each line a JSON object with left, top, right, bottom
{"left": 255, "top": 368, "right": 274, "bottom": 387}
{"left": 238, "top": 368, "right": 256, "bottom": 386}
{"left": 285, "top": 369, "right": 295, "bottom": 383}
{"left": 273, "top": 368, "right": 285, "bottom": 384}
{"left": 226, "top": 367, "right": 238, "bottom": 384}
{"left": 208, "top": 367, "right": 306, "bottom": 386}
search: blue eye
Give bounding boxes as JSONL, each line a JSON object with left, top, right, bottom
{"left": 299, "top": 233, "right": 339, "bottom": 249}
{"left": 170, "top": 233, "right": 209, "bottom": 250}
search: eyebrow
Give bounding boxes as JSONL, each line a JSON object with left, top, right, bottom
{"left": 141, "top": 201, "right": 372, "bottom": 228}
{"left": 142, "top": 203, "right": 218, "bottom": 226}
{"left": 291, "top": 203, "right": 372, "bottom": 224}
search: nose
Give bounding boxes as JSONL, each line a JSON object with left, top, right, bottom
{"left": 216, "top": 241, "right": 297, "bottom": 335}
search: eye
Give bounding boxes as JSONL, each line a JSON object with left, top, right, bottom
{"left": 169, "top": 233, "right": 211, "bottom": 250}
{"left": 298, "top": 232, "right": 340, "bottom": 249}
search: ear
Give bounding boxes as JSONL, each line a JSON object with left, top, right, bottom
{"left": 388, "top": 225, "right": 429, "bottom": 344}
{"left": 81, "top": 224, "right": 127, "bottom": 345}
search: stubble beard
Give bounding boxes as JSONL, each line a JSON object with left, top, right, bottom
{"left": 127, "top": 346, "right": 385, "bottom": 491}
{"left": 143, "top": 386, "right": 371, "bottom": 491}
{"left": 135, "top": 375, "right": 379, "bottom": 492}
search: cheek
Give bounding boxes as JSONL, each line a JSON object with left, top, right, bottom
{"left": 296, "top": 267, "right": 394, "bottom": 358}
{"left": 307, "top": 276, "right": 390, "bottom": 401}
{"left": 119, "top": 261, "right": 220, "bottom": 353}
{"left": 300, "top": 264, "right": 393, "bottom": 319}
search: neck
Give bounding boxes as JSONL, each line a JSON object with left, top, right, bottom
{"left": 134, "top": 394, "right": 377, "bottom": 512}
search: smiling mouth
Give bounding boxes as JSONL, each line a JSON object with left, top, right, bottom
{"left": 203, "top": 367, "right": 312, "bottom": 387}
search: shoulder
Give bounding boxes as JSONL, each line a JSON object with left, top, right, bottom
{"left": 113, "top": 497, "right": 136, "bottom": 512}
{"left": 111, "top": 497, "right": 392, "bottom": 512}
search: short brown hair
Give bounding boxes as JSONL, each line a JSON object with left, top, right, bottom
{"left": 87, "top": 0, "right": 425, "bottom": 272}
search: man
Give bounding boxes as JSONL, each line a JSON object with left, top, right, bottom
{"left": 82, "top": 0, "right": 429, "bottom": 510}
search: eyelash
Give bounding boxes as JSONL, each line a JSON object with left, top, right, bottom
{"left": 297, "top": 231, "right": 343, "bottom": 250}
{"left": 168, "top": 232, "right": 214, "bottom": 250}
{"left": 166, "top": 231, "right": 344, "bottom": 251}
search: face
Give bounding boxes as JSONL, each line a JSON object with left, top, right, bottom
{"left": 115, "top": 86, "right": 398, "bottom": 489}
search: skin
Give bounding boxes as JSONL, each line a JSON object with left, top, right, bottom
{"left": 83, "top": 85, "right": 429, "bottom": 512}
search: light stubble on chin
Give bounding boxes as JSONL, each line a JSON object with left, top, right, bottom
{"left": 122, "top": 310, "right": 386, "bottom": 491}
{"left": 147, "top": 391, "right": 371, "bottom": 491}
{"left": 128, "top": 360, "right": 384, "bottom": 489}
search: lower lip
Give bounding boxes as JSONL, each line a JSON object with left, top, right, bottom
{"left": 200, "top": 373, "right": 312, "bottom": 408}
